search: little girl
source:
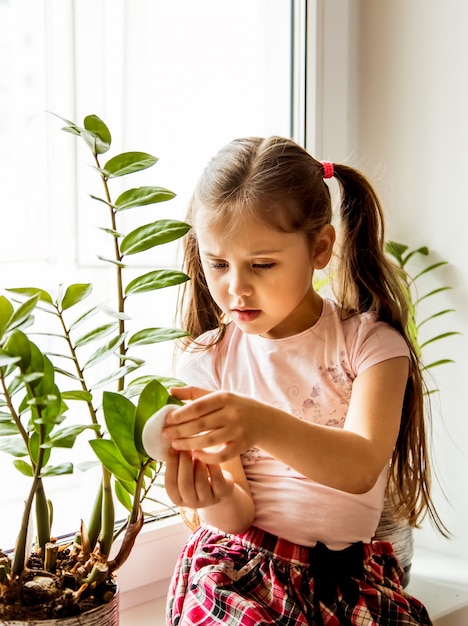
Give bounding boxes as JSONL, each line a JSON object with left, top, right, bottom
{"left": 161, "top": 136, "right": 440, "bottom": 625}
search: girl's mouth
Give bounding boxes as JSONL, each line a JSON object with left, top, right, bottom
{"left": 232, "top": 309, "right": 261, "bottom": 322}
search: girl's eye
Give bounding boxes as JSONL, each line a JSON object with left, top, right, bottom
{"left": 252, "top": 263, "right": 275, "bottom": 270}
{"left": 208, "top": 262, "right": 228, "bottom": 269}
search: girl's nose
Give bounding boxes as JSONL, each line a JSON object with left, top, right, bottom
{"left": 227, "top": 268, "right": 253, "bottom": 297}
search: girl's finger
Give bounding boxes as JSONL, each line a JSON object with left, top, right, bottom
{"left": 176, "top": 450, "right": 201, "bottom": 504}
{"left": 193, "top": 459, "right": 216, "bottom": 505}
{"left": 169, "top": 425, "right": 227, "bottom": 453}
{"left": 169, "top": 385, "right": 211, "bottom": 402}
{"left": 192, "top": 441, "right": 235, "bottom": 466}
{"left": 164, "top": 448, "right": 183, "bottom": 506}
{"left": 207, "top": 464, "right": 234, "bottom": 499}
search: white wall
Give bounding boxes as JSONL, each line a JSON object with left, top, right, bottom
{"left": 352, "top": 2, "right": 468, "bottom": 559}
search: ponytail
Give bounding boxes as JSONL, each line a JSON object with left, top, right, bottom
{"left": 332, "top": 164, "right": 446, "bottom": 534}
{"left": 333, "top": 164, "right": 406, "bottom": 327}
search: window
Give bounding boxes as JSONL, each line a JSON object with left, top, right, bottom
{"left": 0, "top": 0, "right": 297, "bottom": 552}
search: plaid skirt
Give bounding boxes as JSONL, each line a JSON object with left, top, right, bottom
{"left": 167, "top": 524, "right": 432, "bottom": 626}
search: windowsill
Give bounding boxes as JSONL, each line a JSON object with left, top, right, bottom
{"left": 407, "top": 549, "right": 468, "bottom": 625}
{"left": 120, "top": 596, "right": 167, "bottom": 626}
{"left": 113, "top": 515, "right": 190, "bottom": 612}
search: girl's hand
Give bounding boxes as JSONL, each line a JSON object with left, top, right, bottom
{"left": 164, "top": 386, "right": 267, "bottom": 464}
{"left": 164, "top": 447, "right": 235, "bottom": 510}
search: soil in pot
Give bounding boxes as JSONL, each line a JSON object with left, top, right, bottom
{"left": 0, "top": 548, "right": 118, "bottom": 623}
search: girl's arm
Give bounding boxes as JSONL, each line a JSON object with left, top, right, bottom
{"left": 165, "top": 356, "right": 408, "bottom": 495}
{"left": 164, "top": 449, "right": 255, "bottom": 533}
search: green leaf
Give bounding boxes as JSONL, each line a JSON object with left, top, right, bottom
{"left": 114, "top": 479, "right": 133, "bottom": 512}
{"left": 29, "top": 431, "right": 51, "bottom": 466}
{"left": 3, "top": 330, "right": 32, "bottom": 370}
{"left": 51, "top": 112, "right": 81, "bottom": 132}
{"left": 83, "top": 333, "right": 127, "bottom": 369}
{"left": 6, "top": 287, "right": 54, "bottom": 305}
{"left": 100, "top": 306, "right": 131, "bottom": 321}
{"left": 75, "top": 323, "right": 118, "bottom": 347}
{"left": 97, "top": 227, "right": 123, "bottom": 238}
{"left": 0, "top": 296, "right": 14, "bottom": 337}
{"left": 114, "top": 186, "right": 176, "bottom": 211}
{"left": 0, "top": 350, "right": 21, "bottom": 367}
{"left": 77, "top": 460, "right": 100, "bottom": 472}
{"left": 416, "top": 286, "right": 452, "bottom": 305}
{"left": 134, "top": 380, "right": 169, "bottom": 454}
{"left": 115, "top": 477, "right": 136, "bottom": 496}
{"left": 0, "top": 435, "right": 28, "bottom": 457}
{"left": 422, "top": 359, "right": 455, "bottom": 371}
{"left": 13, "top": 459, "right": 33, "bottom": 476}
{"left": 60, "top": 284, "right": 93, "bottom": 311}
{"left": 41, "top": 462, "right": 73, "bottom": 477}
{"left": 103, "top": 151, "right": 158, "bottom": 177}
{"left": 89, "top": 194, "right": 115, "bottom": 208}
{"left": 120, "top": 355, "right": 145, "bottom": 366}
{"left": 96, "top": 256, "right": 126, "bottom": 268}
{"left": 420, "top": 332, "right": 461, "bottom": 349}
{"left": 42, "top": 424, "right": 100, "bottom": 448}
{"left": 120, "top": 220, "right": 191, "bottom": 256}
{"left": 413, "top": 261, "right": 449, "bottom": 281}
{"left": 385, "top": 241, "right": 408, "bottom": 264}
{"left": 69, "top": 305, "right": 100, "bottom": 330}
{"left": 92, "top": 364, "right": 140, "bottom": 390}
{"left": 83, "top": 114, "right": 112, "bottom": 154}
{"left": 5, "top": 295, "right": 39, "bottom": 333}
{"left": 403, "top": 246, "right": 429, "bottom": 265}
{"left": 52, "top": 366, "right": 80, "bottom": 381}
{"left": 61, "top": 390, "right": 93, "bottom": 402}
{"left": 128, "top": 327, "right": 189, "bottom": 346}
{"left": 89, "top": 438, "right": 137, "bottom": 482}
{"left": 124, "top": 375, "right": 186, "bottom": 399}
{"left": 0, "top": 423, "right": 19, "bottom": 436}
{"left": 417, "top": 309, "right": 456, "bottom": 329}
{"left": 125, "top": 270, "right": 189, "bottom": 296}
{"left": 102, "top": 392, "right": 141, "bottom": 466}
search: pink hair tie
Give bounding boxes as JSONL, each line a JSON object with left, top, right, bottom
{"left": 321, "top": 160, "right": 334, "bottom": 179}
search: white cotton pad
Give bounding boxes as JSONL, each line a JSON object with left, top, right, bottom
{"left": 142, "top": 404, "right": 176, "bottom": 461}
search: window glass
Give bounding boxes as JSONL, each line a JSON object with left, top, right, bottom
{"left": 0, "top": 0, "right": 293, "bottom": 548}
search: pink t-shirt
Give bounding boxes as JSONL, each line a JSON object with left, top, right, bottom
{"left": 176, "top": 298, "right": 409, "bottom": 549}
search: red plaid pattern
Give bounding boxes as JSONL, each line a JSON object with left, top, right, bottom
{"left": 167, "top": 525, "right": 432, "bottom": 625}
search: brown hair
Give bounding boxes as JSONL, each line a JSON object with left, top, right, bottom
{"left": 178, "top": 135, "right": 445, "bottom": 533}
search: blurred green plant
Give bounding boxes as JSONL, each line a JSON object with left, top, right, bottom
{"left": 385, "top": 241, "right": 459, "bottom": 383}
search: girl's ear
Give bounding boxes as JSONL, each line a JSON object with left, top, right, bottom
{"left": 311, "top": 224, "right": 335, "bottom": 269}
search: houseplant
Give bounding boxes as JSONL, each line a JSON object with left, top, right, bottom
{"left": 0, "top": 114, "right": 190, "bottom": 622}
{"left": 373, "top": 240, "right": 457, "bottom": 584}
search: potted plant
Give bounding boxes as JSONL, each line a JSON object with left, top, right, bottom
{"left": 0, "top": 114, "right": 190, "bottom": 623}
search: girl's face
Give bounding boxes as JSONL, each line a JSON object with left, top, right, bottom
{"left": 195, "top": 209, "right": 330, "bottom": 339}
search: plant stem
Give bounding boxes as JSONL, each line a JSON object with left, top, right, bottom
{"left": 0, "top": 371, "right": 30, "bottom": 447}
{"left": 35, "top": 476, "right": 51, "bottom": 555}
{"left": 94, "top": 153, "right": 127, "bottom": 392}
{"left": 55, "top": 305, "right": 101, "bottom": 428}
{"left": 99, "top": 469, "right": 115, "bottom": 558}
{"left": 55, "top": 292, "right": 117, "bottom": 553}
{"left": 12, "top": 431, "right": 47, "bottom": 576}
